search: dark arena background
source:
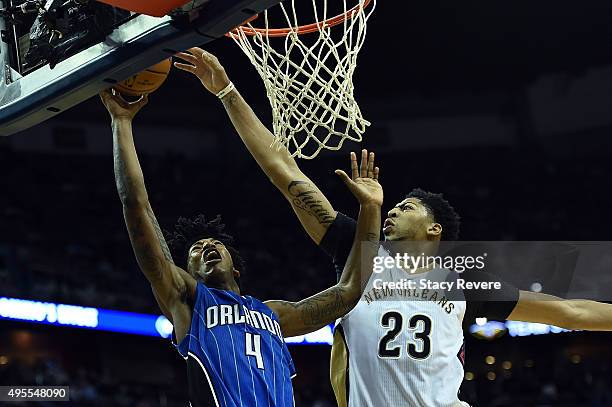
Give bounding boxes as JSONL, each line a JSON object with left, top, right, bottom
{"left": 2, "top": 0, "right": 612, "bottom": 406}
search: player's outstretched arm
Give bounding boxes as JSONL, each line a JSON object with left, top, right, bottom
{"left": 100, "top": 90, "right": 196, "bottom": 340}
{"left": 174, "top": 48, "right": 336, "bottom": 244}
{"left": 265, "top": 152, "right": 382, "bottom": 337}
{"left": 508, "top": 291, "right": 612, "bottom": 331}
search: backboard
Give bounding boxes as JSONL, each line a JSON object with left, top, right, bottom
{"left": 0, "top": 0, "right": 281, "bottom": 136}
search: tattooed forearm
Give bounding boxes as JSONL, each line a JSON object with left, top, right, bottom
{"left": 145, "top": 206, "right": 174, "bottom": 263}
{"left": 112, "top": 123, "right": 147, "bottom": 206}
{"left": 223, "top": 93, "right": 238, "bottom": 107}
{"left": 124, "top": 210, "right": 167, "bottom": 281}
{"left": 114, "top": 143, "right": 137, "bottom": 205}
{"left": 287, "top": 180, "right": 335, "bottom": 225}
{"left": 112, "top": 120, "right": 174, "bottom": 275}
{"left": 296, "top": 286, "right": 350, "bottom": 327}
{"left": 270, "top": 285, "right": 358, "bottom": 336}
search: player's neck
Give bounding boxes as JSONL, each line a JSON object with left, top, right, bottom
{"left": 384, "top": 240, "right": 439, "bottom": 276}
{"left": 206, "top": 277, "right": 241, "bottom": 295}
{"left": 218, "top": 281, "right": 241, "bottom": 295}
{"left": 385, "top": 240, "right": 439, "bottom": 257}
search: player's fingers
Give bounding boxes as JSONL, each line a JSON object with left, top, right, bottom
{"left": 350, "top": 152, "right": 359, "bottom": 180}
{"left": 367, "top": 152, "right": 375, "bottom": 178}
{"left": 173, "top": 62, "right": 196, "bottom": 73}
{"left": 360, "top": 149, "right": 368, "bottom": 178}
{"left": 136, "top": 94, "right": 149, "bottom": 108}
{"left": 106, "top": 89, "right": 127, "bottom": 107}
{"left": 114, "top": 91, "right": 129, "bottom": 105}
{"left": 109, "top": 88, "right": 122, "bottom": 100}
{"left": 374, "top": 167, "right": 380, "bottom": 181}
{"left": 175, "top": 52, "right": 198, "bottom": 64}
{"left": 199, "top": 49, "right": 219, "bottom": 61}
{"left": 187, "top": 47, "right": 204, "bottom": 55}
{"left": 200, "top": 51, "right": 223, "bottom": 71}
{"left": 335, "top": 169, "right": 353, "bottom": 187}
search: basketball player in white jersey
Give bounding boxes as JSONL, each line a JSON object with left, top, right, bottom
{"left": 175, "top": 48, "right": 612, "bottom": 407}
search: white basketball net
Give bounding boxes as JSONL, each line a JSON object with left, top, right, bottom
{"left": 230, "top": 0, "right": 375, "bottom": 159}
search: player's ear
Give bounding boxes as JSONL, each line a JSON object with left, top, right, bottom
{"left": 427, "top": 223, "right": 442, "bottom": 239}
{"left": 233, "top": 269, "right": 241, "bottom": 279}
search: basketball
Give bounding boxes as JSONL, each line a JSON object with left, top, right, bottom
{"left": 114, "top": 58, "right": 172, "bottom": 97}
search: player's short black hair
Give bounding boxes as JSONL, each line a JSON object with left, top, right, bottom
{"left": 407, "top": 188, "right": 461, "bottom": 241}
{"left": 165, "top": 214, "right": 245, "bottom": 285}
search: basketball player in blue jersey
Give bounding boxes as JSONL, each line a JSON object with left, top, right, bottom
{"left": 176, "top": 47, "right": 612, "bottom": 406}
{"left": 99, "top": 88, "right": 383, "bottom": 407}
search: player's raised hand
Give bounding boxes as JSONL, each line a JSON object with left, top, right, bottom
{"left": 336, "top": 149, "right": 383, "bottom": 207}
{"left": 174, "top": 47, "right": 231, "bottom": 95}
{"left": 99, "top": 89, "right": 148, "bottom": 121}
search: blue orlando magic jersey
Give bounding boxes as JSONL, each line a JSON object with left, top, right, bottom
{"left": 174, "top": 283, "right": 296, "bottom": 407}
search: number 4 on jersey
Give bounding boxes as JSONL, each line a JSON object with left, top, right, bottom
{"left": 245, "top": 332, "right": 265, "bottom": 369}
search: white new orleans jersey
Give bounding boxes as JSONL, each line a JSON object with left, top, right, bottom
{"left": 334, "top": 245, "right": 468, "bottom": 406}
{"left": 322, "top": 213, "right": 519, "bottom": 407}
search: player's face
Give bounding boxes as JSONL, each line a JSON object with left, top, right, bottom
{"left": 187, "top": 238, "right": 236, "bottom": 283}
{"left": 383, "top": 198, "right": 441, "bottom": 241}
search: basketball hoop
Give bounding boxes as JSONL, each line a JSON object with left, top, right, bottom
{"left": 228, "top": 0, "right": 376, "bottom": 159}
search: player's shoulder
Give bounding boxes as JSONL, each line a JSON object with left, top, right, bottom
{"left": 319, "top": 211, "right": 357, "bottom": 252}
{"left": 335, "top": 211, "right": 357, "bottom": 227}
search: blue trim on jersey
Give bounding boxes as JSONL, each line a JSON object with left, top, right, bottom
{"left": 174, "top": 283, "right": 296, "bottom": 407}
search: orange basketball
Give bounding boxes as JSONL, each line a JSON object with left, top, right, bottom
{"left": 114, "top": 59, "right": 172, "bottom": 97}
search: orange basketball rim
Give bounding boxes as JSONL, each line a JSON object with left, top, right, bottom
{"left": 229, "top": 0, "right": 374, "bottom": 37}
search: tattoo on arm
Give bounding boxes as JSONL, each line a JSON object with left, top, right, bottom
{"left": 287, "top": 286, "right": 348, "bottom": 328}
{"left": 113, "top": 132, "right": 174, "bottom": 265}
{"left": 114, "top": 144, "right": 137, "bottom": 204}
{"left": 125, "top": 209, "right": 166, "bottom": 281}
{"left": 113, "top": 135, "right": 149, "bottom": 209}
{"left": 227, "top": 94, "right": 238, "bottom": 106}
{"left": 287, "top": 180, "right": 335, "bottom": 226}
{"left": 145, "top": 206, "right": 174, "bottom": 263}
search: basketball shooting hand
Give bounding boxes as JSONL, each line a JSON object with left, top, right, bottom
{"left": 174, "top": 48, "right": 230, "bottom": 95}
{"left": 99, "top": 89, "right": 148, "bottom": 122}
{"left": 336, "top": 149, "right": 383, "bottom": 207}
